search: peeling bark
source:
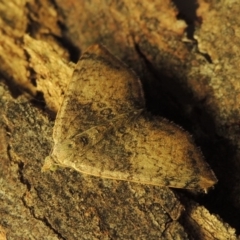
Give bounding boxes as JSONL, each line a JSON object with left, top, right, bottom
{"left": 0, "top": 0, "right": 239, "bottom": 239}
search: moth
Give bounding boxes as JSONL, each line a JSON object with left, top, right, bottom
{"left": 44, "top": 44, "right": 217, "bottom": 192}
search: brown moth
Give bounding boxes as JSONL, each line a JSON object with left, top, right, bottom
{"left": 44, "top": 44, "right": 217, "bottom": 192}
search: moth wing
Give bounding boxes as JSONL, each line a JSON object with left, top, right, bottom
{"left": 53, "top": 44, "right": 145, "bottom": 143}
{"left": 57, "top": 112, "right": 217, "bottom": 191}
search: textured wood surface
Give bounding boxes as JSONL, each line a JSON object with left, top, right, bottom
{"left": 0, "top": 0, "right": 239, "bottom": 239}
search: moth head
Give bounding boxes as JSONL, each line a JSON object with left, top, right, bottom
{"left": 53, "top": 139, "right": 77, "bottom": 164}
{"left": 42, "top": 139, "right": 76, "bottom": 171}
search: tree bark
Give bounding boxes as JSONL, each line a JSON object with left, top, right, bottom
{"left": 0, "top": 0, "right": 239, "bottom": 239}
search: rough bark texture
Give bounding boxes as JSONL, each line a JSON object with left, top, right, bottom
{"left": 0, "top": 0, "right": 239, "bottom": 239}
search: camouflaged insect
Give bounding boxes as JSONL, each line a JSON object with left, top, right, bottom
{"left": 44, "top": 44, "right": 217, "bottom": 192}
